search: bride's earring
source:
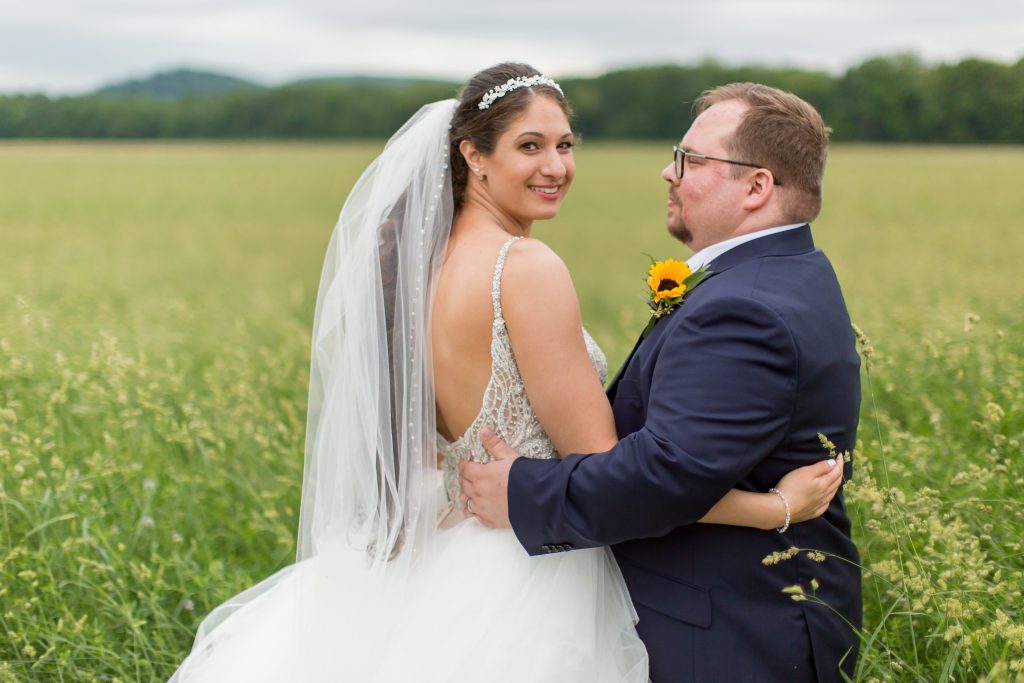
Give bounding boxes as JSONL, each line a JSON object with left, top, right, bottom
{"left": 474, "top": 167, "right": 486, "bottom": 180}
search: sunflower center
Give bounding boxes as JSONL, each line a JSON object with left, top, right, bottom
{"left": 657, "top": 278, "right": 680, "bottom": 292}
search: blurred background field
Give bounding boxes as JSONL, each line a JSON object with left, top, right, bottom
{"left": 1, "top": 141, "right": 1022, "bottom": 681}
{"left": 3, "top": 141, "right": 1021, "bottom": 357}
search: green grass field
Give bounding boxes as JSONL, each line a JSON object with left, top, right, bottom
{"left": 1, "top": 141, "right": 1022, "bottom": 681}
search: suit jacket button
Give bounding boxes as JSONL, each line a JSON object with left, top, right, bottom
{"left": 542, "top": 544, "right": 552, "bottom": 553}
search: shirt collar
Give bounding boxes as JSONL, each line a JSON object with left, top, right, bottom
{"left": 685, "top": 223, "right": 806, "bottom": 271}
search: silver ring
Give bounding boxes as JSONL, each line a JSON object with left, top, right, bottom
{"left": 465, "top": 497, "right": 473, "bottom": 514}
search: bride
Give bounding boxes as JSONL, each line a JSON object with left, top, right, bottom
{"left": 169, "top": 63, "right": 842, "bottom": 682}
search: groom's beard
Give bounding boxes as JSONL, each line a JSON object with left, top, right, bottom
{"left": 666, "top": 189, "right": 693, "bottom": 246}
{"left": 667, "top": 214, "right": 693, "bottom": 246}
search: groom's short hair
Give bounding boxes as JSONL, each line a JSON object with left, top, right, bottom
{"left": 695, "top": 83, "right": 830, "bottom": 222}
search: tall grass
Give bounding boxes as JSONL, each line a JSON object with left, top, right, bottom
{"left": 777, "top": 322, "right": 1023, "bottom": 682}
{"left": 1, "top": 142, "right": 1022, "bottom": 681}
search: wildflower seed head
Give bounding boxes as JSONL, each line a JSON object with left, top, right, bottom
{"left": 762, "top": 546, "right": 800, "bottom": 566}
{"left": 985, "top": 402, "right": 1005, "bottom": 423}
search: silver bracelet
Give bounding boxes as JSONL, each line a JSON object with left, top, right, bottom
{"left": 769, "top": 487, "right": 791, "bottom": 534}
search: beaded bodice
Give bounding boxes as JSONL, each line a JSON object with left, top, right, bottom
{"left": 438, "top": 237, "right": 608, "bottom": 503}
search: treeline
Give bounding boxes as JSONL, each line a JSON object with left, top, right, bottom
{"left": 569, "top": 55, "right": 1024, "bottom": 143}
{"left": 2, "top": 55, "right": 1023, "bottom": 142}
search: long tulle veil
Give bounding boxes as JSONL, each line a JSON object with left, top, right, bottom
{"left": 169, "top": 100, "right": 458, "bottom": 681}
{"left": 298, "top": 98, "right": 457, "bottom": 568}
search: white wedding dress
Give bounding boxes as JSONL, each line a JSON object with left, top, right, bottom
{"left": 169, "top": 237, "right": 649, "bottom": 682}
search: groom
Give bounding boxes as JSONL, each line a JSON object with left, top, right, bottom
{"left": 461, "top": 83, "right": 861, "bottom": 682}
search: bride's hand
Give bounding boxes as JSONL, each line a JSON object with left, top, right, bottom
{"left": 775, "top": 459, "right": 843, "bottom": 525}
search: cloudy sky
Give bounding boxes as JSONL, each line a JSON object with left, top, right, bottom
{"left": 3, "top": 0, "right": 1022, "bottom": 94}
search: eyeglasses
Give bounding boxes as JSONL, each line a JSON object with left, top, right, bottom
{"left": 673, "top": 146, "right": 781, "bottom": 185}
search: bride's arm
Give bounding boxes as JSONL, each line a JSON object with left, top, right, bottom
{"left": 697, "top": 460, "right": 842, "bottom": 529}
{"left": 499, "top": 239, "right": 618, "bottom": 456}
{"left": 500, "top": 240, "right": 839, "bottom": 530}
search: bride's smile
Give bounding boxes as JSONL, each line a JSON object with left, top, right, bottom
{"left": 459, "top": 94, "right": 576, "bottom": 230}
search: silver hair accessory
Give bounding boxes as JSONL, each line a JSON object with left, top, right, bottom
{"left": 478, "top": 75, "right": 563, "bottom": 110}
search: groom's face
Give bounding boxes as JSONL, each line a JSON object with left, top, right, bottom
{"left": 661, "top": 100, "right": 749, "bottom": 252}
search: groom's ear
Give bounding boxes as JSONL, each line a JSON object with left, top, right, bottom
{"left": 742, "top": 168, "right": 775, "bottom": 212}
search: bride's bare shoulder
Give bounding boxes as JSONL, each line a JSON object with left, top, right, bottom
{"left": 502, "top": 237, "right": 572, "bottom": 282}
{"left": 501, "top": 237, "right": 579, "bottom": 319}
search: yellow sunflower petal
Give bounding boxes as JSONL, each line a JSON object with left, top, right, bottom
{"left": 648, "top": 258, "right": 692, "bottom": 296}
{"left": 653, "top": 283, "right": 687, "bottom": 302}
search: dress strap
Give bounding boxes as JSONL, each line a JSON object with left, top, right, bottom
{"left": 491, "top": 236, "right": 523, "bottom": 322}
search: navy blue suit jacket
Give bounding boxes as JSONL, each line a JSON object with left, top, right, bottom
{"left": 509, "top": 226, "right": 861, "bottom": 682}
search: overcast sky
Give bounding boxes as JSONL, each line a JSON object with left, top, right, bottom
{"left": 3, "top": 0, "right": 1022, "bottom": 94}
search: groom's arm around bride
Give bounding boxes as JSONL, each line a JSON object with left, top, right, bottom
{"left": 465, "top": 83, "right": 862, "bottom": 682}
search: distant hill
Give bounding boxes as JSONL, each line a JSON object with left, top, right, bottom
{"left": 94, "top": 68, "right": 265, "bottom": 99}
{"left": 93, "top": 69, "right": 459, "bottom": 100}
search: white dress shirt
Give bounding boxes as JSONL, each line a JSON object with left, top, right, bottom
{"left": 685, "top": 223, "right": 805, "bottom": 271}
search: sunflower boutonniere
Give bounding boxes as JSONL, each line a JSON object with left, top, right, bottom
{"left": 641, "top": 257, "right": 711, "bottom": 338}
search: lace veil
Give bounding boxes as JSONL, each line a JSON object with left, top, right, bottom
{"left": 297, "top": 99, "right": 457, "bottom": 568}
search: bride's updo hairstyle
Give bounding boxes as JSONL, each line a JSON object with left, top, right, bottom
{"left": 449, "top": 62, "right": 572, "bottom": 209}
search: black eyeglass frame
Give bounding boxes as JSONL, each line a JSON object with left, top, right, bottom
{"left": 673, "top": 145, "right": 781, "bottom": 185}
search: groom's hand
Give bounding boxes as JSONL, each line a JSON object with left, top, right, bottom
{"left": 458, "top": 427, "right": 521, "bottom": 528}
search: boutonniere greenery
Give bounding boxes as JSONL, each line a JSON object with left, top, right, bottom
{"left": 641, "top": 258, "right": 711, "bottom": 338}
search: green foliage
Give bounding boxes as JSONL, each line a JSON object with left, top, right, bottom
{"left": 564, "top": 60, "right": 845, "bottom": 142}
{"left": 3, "top": 54, "right": 1024, "bottom": 141}
{"left": 837, "top": 55, "right": 937, "bottom": 141}
{"left": 0, "top": 142, "right": 1022, "bottom": 680}
{"left": 0, "top": 82, "right": 459, "bottom": 139}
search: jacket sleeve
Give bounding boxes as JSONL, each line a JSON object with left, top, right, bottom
{"left": 508, "top": 294, "right": 798, "bottom": 555}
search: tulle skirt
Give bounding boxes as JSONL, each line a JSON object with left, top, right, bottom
{"left": 169, "top": 510, "right": 649, "bottom": 682}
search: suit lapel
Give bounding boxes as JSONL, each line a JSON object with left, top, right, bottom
{"left": 605, "top": 225, "right": 816, "bottom": 401}
{"left": 606, "top": 331, "right": 645, "bottom": 401}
